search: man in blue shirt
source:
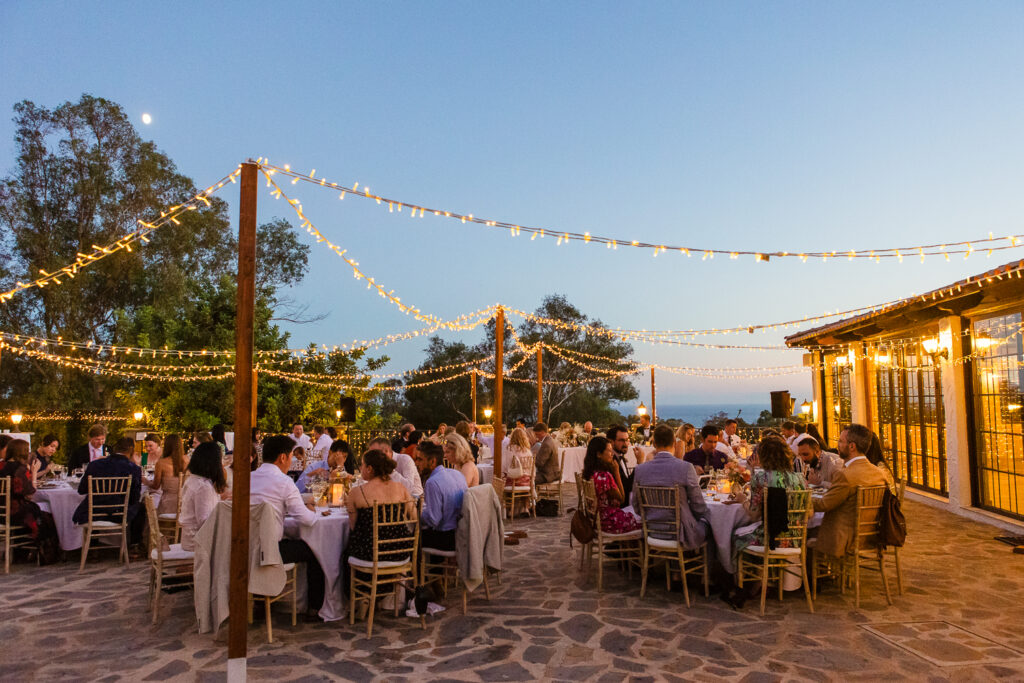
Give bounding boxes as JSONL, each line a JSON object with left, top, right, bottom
{"left": 415, "top": 440, "right": 467, "bottom": 551}
{"left": 73, "top": 436, "right": 144, "bottom": 543}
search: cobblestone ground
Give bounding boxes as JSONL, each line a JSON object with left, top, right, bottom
{"left": 2, "top": 497, "right": 1024, "bottom": 682}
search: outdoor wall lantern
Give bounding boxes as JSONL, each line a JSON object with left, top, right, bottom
{"left": 800, "top": 400, "right": 812, "bottom": 416}
{"left": 922, "top": 337, "right": 948, "bottom": 363}
{"left": 483, "top": 408, "right": 493, "bottom": 419}
{"left": 637, "top": 402, "right": 647, "bottom": 417}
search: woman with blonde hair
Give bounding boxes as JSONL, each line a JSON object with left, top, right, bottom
{"left": 444, "top": 432, "right": 479, "bottom": 487}
{"left": 504, "top": 427, "right": 533, "bottom": 488}
{"left": 673, "top": 423, "right": 696, "bottom": 459}
{"left": 149, "top": 433, "right": 188, "bottom": 515}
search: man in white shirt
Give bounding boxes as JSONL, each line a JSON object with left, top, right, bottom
{"left": 289, "top": 423, "right": 312, "bottom": 452}
{"left": 311, "top": 425, "right": 333, "bottom": 460}
{"left": 719, "top": 419, "right": 742, "bottom": 455}
{"left": 368, "top": 437, "right": 423, "bottom": 498}
{"left": 251, "top": 434, "right": 324, "bottom": 615}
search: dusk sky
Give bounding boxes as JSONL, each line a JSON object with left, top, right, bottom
{"left": 3, "top": 2, "right": 1024, "bottom": 409}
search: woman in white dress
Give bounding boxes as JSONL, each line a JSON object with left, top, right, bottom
{"left": 178, "top": 442, "right": 227, "bottom": 551}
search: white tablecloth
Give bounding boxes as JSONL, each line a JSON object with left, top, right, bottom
{"left": 475, "top": 435, "right": 509, "bottom": 453}
{"left": 33, "top": 484, "right": 86, "bottom": 551}
{"left": 478, "top": 464, "right": 494, "bottom": 485}
{"left": 284, "top": 508, "right": 349, "bottom": 622}
{"left": 559, "top": 445, "right": 654, "bottom": 483}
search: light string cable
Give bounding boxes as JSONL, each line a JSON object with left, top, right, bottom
{"left": 262, "top": 162, "right": 1024, "bottom": 262}
{"left": 259, "top": 164, "right": 489, "bottom": 330}
{"left": 0, "top": 167, "right": 243, "bottom": 303}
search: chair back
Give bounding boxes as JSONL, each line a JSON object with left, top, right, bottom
{"left": 370, "top": 501, "right": 418, "bottom": 566}
{"left": 87, "top": 476, "right": 132, "bottom": 525}
{"left": 0, "top": 477, "right": 10, "bottom": 534}
{"left": 578, "top": 478, "right": 600, "bottom": 533}
{"left": 636, "top": 485, "right": 680, "bottom": 543}
{"left": 854, "top": 485, "right": 887, "bottom": 550}
{"left": 176, "top": 470, "right": 189, "bottom": 518}
{"left": 554, "top": 451, "right": 565, "bottom": 482}
{"left": 511, "top": 453, "right": 534, "bottom": 483}
{"left": 760, "top": 488, "right": 813, "bottom": 549}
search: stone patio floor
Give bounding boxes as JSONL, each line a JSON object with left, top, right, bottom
{"left": 2, "top": 498, "right": 1024, "bottom": 682}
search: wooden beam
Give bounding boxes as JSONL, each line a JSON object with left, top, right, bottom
{"left": 536, "top": 346, "right": 543, "bottom": 423}
{"left": 471, "top": 369, "right": 477, "bottom": 424}
{"left": 650, "top": 367, "right": 656, "bottom": 424}
{"left": 228, "top": 160, "right": 258, "bottom": 677}
{"left": 493, "top": 307, "right": 505, "bottom": 476}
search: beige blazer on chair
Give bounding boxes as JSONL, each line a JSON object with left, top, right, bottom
{"left": 812, "top": 458, "right": 888, "bottom": 558}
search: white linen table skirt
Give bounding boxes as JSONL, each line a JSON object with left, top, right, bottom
{"left": 284, "top": 508, "right": 350, "bottom": 622}
{"left": 33, "top": 484, "right": 86, "bottom": 551}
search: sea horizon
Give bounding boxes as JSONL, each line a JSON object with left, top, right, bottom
{"left": 614, "top": 402, "right": 769, "bottom": 425}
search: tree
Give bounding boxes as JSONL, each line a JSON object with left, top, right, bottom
{"left": 402, "top": 338, "right": 482, "bottom": 428}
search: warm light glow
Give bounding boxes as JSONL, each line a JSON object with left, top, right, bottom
{"left": 800, "top": 400, "right": 812, "bottom": 415}
{"left": 637, "top": 402, "right": 648, "bottom": 416}
{"left": 874, "top": 353, "right": 891, "bottom": 365}
{"left": 973, "top": 335, "right": 996, "bottom": 350}
{"left": 335, "top": 409, "right": 342, "bottom": 420}
{"left": 483, "top": 408, "right": 493, "bottom": 419}
{"left": 922, "top": 337, "right": 939, "bottom": 355}
{"left": 141, "top": 113, "right": 152, "bottom": 125}
{"left": 133, "top": 411, "right": 144, "bottom": 421}
{"left": 834, "top": 403, "right": 841, "bottom": 415}
{"left": 1007, "top": 404, "right": 1022, "bottom": 411}
{"left": 10, "top": 412, "right": 23, "bottom": 425}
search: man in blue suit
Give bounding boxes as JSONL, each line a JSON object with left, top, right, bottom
{"left": 631, "top": 424, "right": 708, "bottom": 549}
{"left": 73, "top": 436, "right": 144, "bottom": 543}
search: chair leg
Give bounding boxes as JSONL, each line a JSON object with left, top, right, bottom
{"left": 679, "top": 553, "right": 690, "bottom": 608}
{"left": 640, "top": 548, "right": 649, "bottom": 598}
{"left": 703, "top": 546, "right": 710, "bottom": 598}
{"left": 854, "top": 555, "right": 861, "bottom": 608}
{"left": 878, "top": 550, "right": 893, "bottom": 606}
{"left": 802, "top": 552, "right": 815, "bottom": 614}
{"left": 596, "top": 542, "right": 604, "bottom": 592}
{"left": 152, "top": 569, "right": 162, "bottom": 625}
{"left": 348, "top": 567, "right": 356, "bottom": 626}
{"left": 893, "top": 548, "right": 904, "bottom": 595}
{"left": 79, "top": 527, "right": 91, "bottom": 571}
{"left": 366, "top": 580, "right": 378, "bottom": 637}
{"left": 121, "top": 529, "right": 130, "bottom": 567}
{"left": 759, "top": 557, "right": 770, "bottom": 616}
{"left": 292, "top": 577, "right": 298, "bottom": 626}
{"left": 265, "top": 598, "right": 273, "bottom": 643}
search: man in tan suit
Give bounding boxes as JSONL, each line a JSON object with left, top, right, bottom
{"left": 531, "top": 422, "right": 561, "bottom": 485}
{"left": 812, "top": 423, "right": 888, "bottom": 558}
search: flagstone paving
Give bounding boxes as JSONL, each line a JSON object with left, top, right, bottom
{"left": 3, "top": 497, "right": 1024, "bottom": 681}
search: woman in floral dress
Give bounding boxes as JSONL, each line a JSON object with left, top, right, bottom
{"left": 582, "top": 436, "right": 640, "bottom": 534}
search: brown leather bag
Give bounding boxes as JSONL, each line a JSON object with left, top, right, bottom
{"left": 877, "top": 488, "right": 907, "bottom": 547}
{"left": 570, "top": 507, "right": 595, "bottom": 547}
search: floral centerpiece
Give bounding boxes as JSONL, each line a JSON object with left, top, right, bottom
{"left": 723, "top": 460, "right": 751, "bottom": 489}
{"left": 556, "top": 423, "right": 591, "bottom": 447}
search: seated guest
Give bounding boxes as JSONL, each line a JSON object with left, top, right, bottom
{"left": 211, "top": 424, "right": 230, "bottom": 456}
{"left": 582, "top": 436, "right": 640, "bottom": 534}
{"left": 346, "top": 449, "right": 415, "bottom": 563}
{"left": 391, "top": 423, "right": 415, "bottom": 455}
{"left": 149, "top": 434, "right": 188, "bottom": 516}
{"left": 445, "top": 433, "right": 479, "bottom": 487}
{"left": 684, "top": 425, "right": 729, "bottom": 474}
{"left": 805, "top": 423, "right": 829, "bottom": 451}
{"left": 402, "top": 430, "right": 424, "bottom": 458}
{"left": 780, "top": 421, "right": 797, "bottom": 448}
{"left": 2, "top": 439, "right": 60, "bottom": 563}
{"left": 73, "top": 437, "right": 144, "bottom": 543}
{"left": 454, "top": 421, "right": 479, "bottom": 463}
{"left": 251, "top": 435, "right": 324, "bottom": 615}
{"left": 812, "top": 424, "right": 890, "bottom": 559}
{"left": 179, "top": 442, "right": 228, "bottom": 551}
{"left": 330, "top": 439, "right": 357, "bottom": 475}
{"left": 414, "top": 441, "right": 467, "bottom": 551}
{"left": 608, "top": 425, "right": 641, "bottom": 502}
{"left": 68, "top": 424, "right": 113, "bottom": 471}
{"left": 503, "top": 428, "right": 534, "bottom": 488}
{"left": 631, "top": 425, "right": 707, "bottom": 547}
{"left": 311, "top": 425, "right": 332, "bottom": 461}
{"left": 531, "top": 422, "right": 561, "bottom": 485}
{"left": 31, "top": 434, "right": 59, "bottom": 479}
{"left": 295, "top": 442, "right": 343, "bottom": 493}
{"left": 367, "top": 437, "right": 422, "bottom": 498}
{"left": 673, "top": 423, "right": 696, "bottom": 459}
{"left": 289, "top": 422, "right": 312, "bottom": 451}
{"left": 633, "top": 414, "right": 653, "bottom": 444}
{"left": 719, "top": 419, "right": 742, "bottom": 455}
{"left": 796, "top": 437, "right": 843, "bottom": 486}
{"left": 0, "top": 434, "right": 12, "bottom": 461}
{"left": 582, "top": 421, "right": 595, "bottom": 439}
{"left": 864, "top": 431, "right": 897, "bottom": 493}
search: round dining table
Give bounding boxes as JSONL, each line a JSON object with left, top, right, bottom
{"left": 33, "top": 482, "right": 86, "bottom": 551}
{"left": 283, "top": 507, "right": 350, "bottom": 621}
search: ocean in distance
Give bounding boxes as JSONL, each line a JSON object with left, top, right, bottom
{"left": 627, "top": 403, "right": 769, "bottom": 425}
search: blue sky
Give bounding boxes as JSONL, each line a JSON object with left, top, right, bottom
{"left": 3, "top": 2, "right": 1023, "bottom": 407}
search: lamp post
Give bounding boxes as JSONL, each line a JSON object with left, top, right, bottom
{"left": 637, "top": 402, "right": 647, "bottom": 418}
{"left": 11, "top": 411, "right": 23, "bottom": 426}
{"left": 133, "top": 411, "right": 144, "bottom": 422}
{"left": 483, "top": 407, "right": 493, "bottom": 420}
{"left": 800, "top": 401, "right": 811, "bottom": 423}
{"left": 335, "top": 409, "right": 342, "bottom": 421}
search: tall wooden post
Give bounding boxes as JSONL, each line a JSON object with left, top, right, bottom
{"left": 650, "top": 367, "right": 657, "bottom": 424}
{"left": 536, "top": 346, "right": 543, "bottom": 423}
{"left": 228, "top": 161, "right": 258, "bottom": 682}
{"left": 471, "top": 369, "right": 477, "bottom": 423}
{"left": 251, "top": 370, "right": 258, "bottom": 425}
{"left": 493, "top": 307, "right": 505, "bottom": 476}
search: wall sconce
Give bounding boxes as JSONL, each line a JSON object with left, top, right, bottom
{"left": 800, "top": 400, "right": 812, "bottom": 416}
{"left": 483, "top": 408, "right": 493, "bottom": 419}
{"left": 922, "top": 337, "right": 948, "bottom": 363}
{"left": 973, "top": 334, "right": 996, "bottom": 351}
{"left": 11, "top": 411, "right": 23, "bottom": 426}
{"left": 874, "top": 352, "right": 891, "bottom": 365}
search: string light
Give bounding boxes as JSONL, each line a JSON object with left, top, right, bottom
{"left": 0, "top": 168, "right": 242, "bottom": 304}
{"left": 261, "top": 162, "right": 1024, "bottom": 263}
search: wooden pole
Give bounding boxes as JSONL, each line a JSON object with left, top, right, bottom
{"left": 471, "top": 369, "right": 477, "bottom": 424}
{"left": 650, "top": 367, "right": 657, "bottom": 424}
{"left": 228, "top": 161, "right": 258, "bottom": 681}
{"left": 251, "top": 370, "right": 258, "bottom": 426}
{"left": 493, "top": 307, "right": 505, "bottom": 476}
{"left": 536, "top": 346, "right": 543, "bottom": 423}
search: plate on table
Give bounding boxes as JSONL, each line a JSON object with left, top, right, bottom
{"left": 36, "top": 482, "right": 63, "bottom": 490}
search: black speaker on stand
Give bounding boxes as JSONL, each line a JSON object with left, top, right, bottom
{"left": 338, "top": 397, "right": 356, "bottom": 422}
{"left": 769, "top": 390, "right": 793, "bottom": 419}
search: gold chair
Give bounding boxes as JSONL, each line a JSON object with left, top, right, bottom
{"left": 143, "top": 494, "right": 194, "bottom": 624}
{"left": 535, "top": 450, "right": 566, "bottom": 515}
{"left": 157, "top": 470, "right": 188, "bottom": 544}
{"left": 811, "top": 484, "right": 893, "bottom": 608}
{"left": 737, "top": 488, "right": 814, "bottom": 615}
{"left": 78, "top": 475, "right": 132, "bottom": 571}
{"left": 1, "top": 476, "right": 36, "bottom": 573}
{"left": 348, "top": 501, "right": 419, "bottom": 636}
{"left": 248, "top": 564, "right": 298, "bottom": 643}
{"left": 502, "top": 454, "right": 535, "bottom": 521}
{"left": 635, "top": 485, "right": 708, "bottom": 607}
{"left": 579, "top": 478, "right": 642, "bottom": 591}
